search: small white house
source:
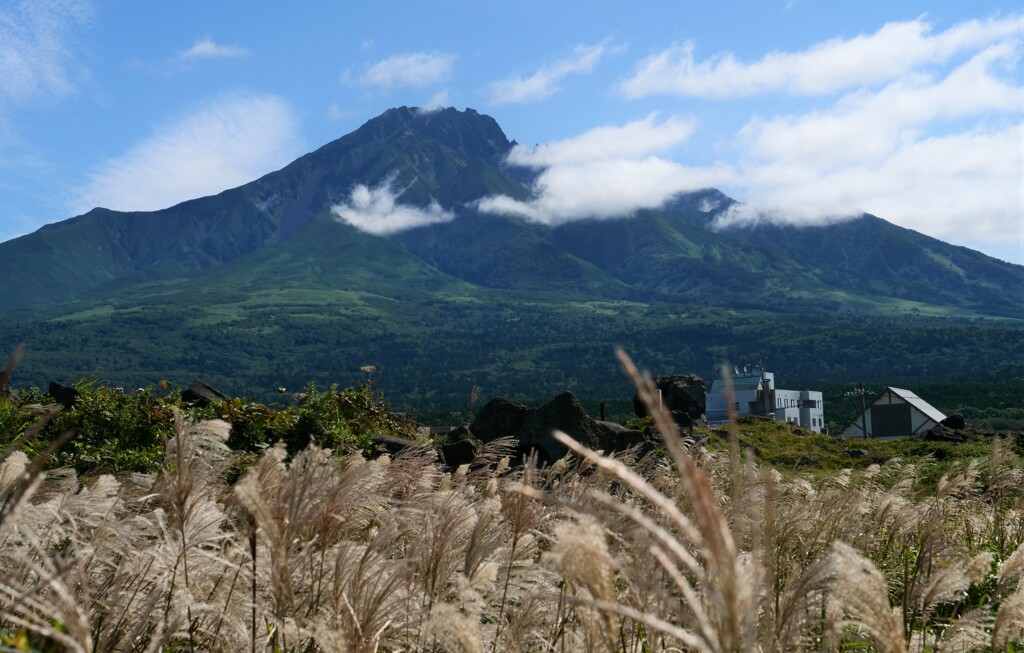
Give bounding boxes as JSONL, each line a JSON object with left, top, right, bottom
{"left": 707, "top": 369, "right": 825, "bottom": 433}
{"left": 841, "top": 387, "right": 946, "bottom": 439}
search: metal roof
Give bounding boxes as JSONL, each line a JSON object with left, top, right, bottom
{"left": 709, "top": 375, "right": 764, "bottom": 393}
{"left": 886, "top": 387, "right": 947, "bottom": 424}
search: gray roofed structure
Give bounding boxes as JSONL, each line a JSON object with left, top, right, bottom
{"left": 841, "top": 386, "right": 947, "bottom": 438}
{"left": 708, "top": 376, "right": 764, "bottom": 393}
{"left": 886, "top": 387, "right": 947, "bottom": 424}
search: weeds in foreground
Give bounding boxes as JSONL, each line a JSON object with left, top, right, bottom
{"left": 0, "top": 354, "right": 1022, "bottom": 650}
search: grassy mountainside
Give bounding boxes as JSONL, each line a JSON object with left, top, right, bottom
{"left": 0, "top": 107, "right": 1021, "bottom": 408}
{"left": 0, "top": 107, "right": 522, "bottom": 312}
{"left": 711, "top": 212, "right": 1024, "bottom": 317}
{"left": 2, "top": 106, "right": 1021, "bottom": 318}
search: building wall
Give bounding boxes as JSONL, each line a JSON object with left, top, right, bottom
{"left": 841, "top": 389, "right": 940, "bottom": 438}
{"left": 706, "top": 372, "right": 773, "bottom": 422}
{"left": 799, "top": 390, "right": 825, "bottom": 433}
{"left": 707, "top": 372, "right": 824, "bottom": 433}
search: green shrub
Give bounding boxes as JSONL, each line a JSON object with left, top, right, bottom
{"left": 42, "top": 383, "right": 173, "bottom": 473}
{"left": 0, "top": 381, "right": 417, "bottom": 475}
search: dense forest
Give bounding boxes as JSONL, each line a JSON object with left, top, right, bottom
{"left": 3, "top": 294, "right": 1021, "bottom": 419}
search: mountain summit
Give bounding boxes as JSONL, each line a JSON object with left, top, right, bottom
{"left": 1, "top": 106, "right": 1020, "bottom": 316}
{"left": 0, "top": 107, "right": 1020, "bottom": 401}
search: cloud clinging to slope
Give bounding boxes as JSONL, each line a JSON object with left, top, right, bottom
{"left": 361, "top": 52, "right": 455, "bottom": 89}
{"left": 332, "top": 179, "right": 454, "bottom": 235}
{"left": 489, "top": 39, "right": 620, "bottom": 104}
{"left": 72, "top": 93, "right": 302, "bottom": 213}
{"left": 479, "top": 114, "right": 733, "bottom": 224}
{"left": 621, "top": 15, "right": 1021, "bottom": 98}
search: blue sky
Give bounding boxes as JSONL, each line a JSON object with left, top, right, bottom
{"left": 0, "top": 0, "right": 1021, "bottom": 263}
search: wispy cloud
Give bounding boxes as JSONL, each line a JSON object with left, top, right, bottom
{"left": 332, "top": 178, "right": 454, "bottom": 235}
{"left": 178, "top": 37, "right": 249, "bottom": 61}
{"left": 421, "top": 89, "right": 450, "bottom": 111}
{"left": 490, "top": 39, "right": 620, "bottom": 104}
{"left": 361, "top": 52, "right": 455, "bottom": 89}
{"left": 71, "top": 93, "right": 302, "bottom": 214}
{"left": 479, "top": 114, "right": 733, "bottom": 224}
{"left": 129, "top": 37, "right": 251, "bottom": 76}
{"left": 622, "top": 15, "right": 1021, "bottom": 98}
{"left": 0, "top": 0, "right": 93, "bottom": 105}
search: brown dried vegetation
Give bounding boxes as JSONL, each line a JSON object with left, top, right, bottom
{"left": 1, "top": 355, "right": 1023, "bottom": 651}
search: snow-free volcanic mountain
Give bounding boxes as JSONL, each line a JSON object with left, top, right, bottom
{"left": 0, "top": 107, "right": 1021, "bottom": 405}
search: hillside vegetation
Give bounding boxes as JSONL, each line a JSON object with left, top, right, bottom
{"left": 3, "top": 301, "right": 1022, "bottom": 413}
{"left": 1, "top": 108, "right": 1022, "bottom": 410}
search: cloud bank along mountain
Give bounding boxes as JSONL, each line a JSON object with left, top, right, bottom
{"left": 617, "top": 15, "right": 1023, "bottom": 247}
{"left": 332, "top": 112, "right": 737, "bottom": 237}
{"left": 477, "top": 113, "right": 734, "bottom": 225}
{"left": 331, "top": 177, "right": 455, "bottom": 236}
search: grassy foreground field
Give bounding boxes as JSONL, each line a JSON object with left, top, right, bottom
{"left": 1, "top": 369, "right": 1024, "bottom": 651}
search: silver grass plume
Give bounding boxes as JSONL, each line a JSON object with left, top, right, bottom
{"left": 827, "top": 540, "right": 907, "bottom": 653}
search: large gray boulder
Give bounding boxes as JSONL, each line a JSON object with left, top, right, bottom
{"left": 469, "top": 396, "right": 529, "bottom": 440}
{"left": 473, "top": 391, "right": 645, "bottom": 462}
{"left": 633, "top": 374, "right": 706, "bottom": 426}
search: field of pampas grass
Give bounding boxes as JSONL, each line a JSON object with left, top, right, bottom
{"left": 1, "top": 357, "right": 1024, "bottom": 651}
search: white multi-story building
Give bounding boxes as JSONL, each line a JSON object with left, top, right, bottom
{"left": 706, "top": 369, "right": 825, "bottom": 433}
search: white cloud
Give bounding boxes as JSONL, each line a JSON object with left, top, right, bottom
{"left": 178, "top": 37, "right": 249, "bottom": 60}
{"left": 507, "top": 113, "right": 696, "bottom": 167}
{"left": 698, "top": 197, "right": 722, "bottom": 213}
{"left": 712, "top": 44, "right": 1023, "bottom": 245}
{"left": 421, "top": 89, "right": 450, "bottom": 112}
{"left": 71, "top": 93, "right": 302, "bottom": 213}
{"left": 332, "top": 179, "right": 454, "bottom": 235}
{"left": 479, "top": 114, "right": 734, "bottom": 224}
{"left": 0, "top": 0, "right": 92, "bottom": 105}
{"left": 737, "top": 43, "right": 1019, "bottom": 168}
{"left": 490, "top": 39, "right": 618, "bottom": 104}
{"left": 361, "top": 52, "right": 455, "bottom": 89}
{"left": 622, "top": 15, "right": 1021, "bottom": 98}
{"left": 718, "top": 124, "right": 1022, "bottom": 239}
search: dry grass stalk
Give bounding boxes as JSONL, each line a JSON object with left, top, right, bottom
{"left": 2, "top": 359, "right": 1024, "bottom": 651}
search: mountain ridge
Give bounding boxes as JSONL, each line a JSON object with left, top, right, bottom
{"left": 2, "top": 106, "right": 1021, "bottom": 317}
{"left": 0, "top": 107, "right": 1021, "bottom": 405}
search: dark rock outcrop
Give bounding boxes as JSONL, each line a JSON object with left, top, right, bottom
{"left": 48, "top": 381, "right": 80, "bottom": 409}
{"left": 633, "top": 374, "right": 707, "bottom": 427}
{"left": 440, "top": 439, "right": 478, "bottom": 467}
{"left": 469, "top": 397, "right": 529, "bottom": 441}
{"left": 940, "top": 414, "right": 967, "bottom": 430}
{"left": 370, "top": 435, "right": 420, "bottom": 457}
{"left": 924, "top": 424, "right": 965, "bottom": 443}
{"left": 472, "top": 391, "right": 645, "bottom": 463}
{"left": 369, "top": 434, "right": 482, "bottom": 470}
{"left": 181, "top": 382, "right": 230, "bottom": 407}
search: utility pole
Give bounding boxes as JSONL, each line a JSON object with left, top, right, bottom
{"left": 859, "top": 382, "right": 869, "bottom": 438}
